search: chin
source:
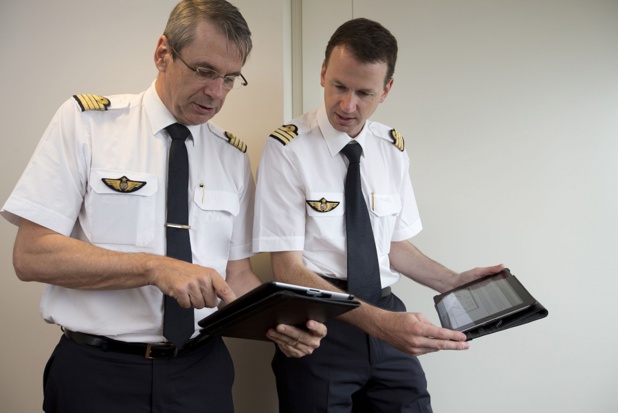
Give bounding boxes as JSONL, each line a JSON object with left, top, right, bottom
{"left": 338, "top": 125, "right": 361, "bottom": 137}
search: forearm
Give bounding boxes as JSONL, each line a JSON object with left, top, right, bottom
{"left": 270, "top": 250, "right": 471, "bottom": 355}
{"left": 389, "top": 240, "right": 458, "bottom": 293}
{"left": 270, "top": 251, "right": 391, "bottom": 336}
{"left": 270, "top": 251, "right": 350, "bottom": 293}
{"left": 225, "top": 258, "right": 262, "bottom": 297}
{"left": 13, "top": 219, "right": 163, "bottom": 290}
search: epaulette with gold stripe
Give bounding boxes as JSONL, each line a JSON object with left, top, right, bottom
{"left": 390, "top": 129, "right": 405, "bottom": 152}
{"left": 270, "top": 124, "right": 298, "bottom": 146}
{"left": 73, "top": 94, "right": 111, "bottom": 112}
{"left": 224, "top": 131, "right": 247, "bottom": 153}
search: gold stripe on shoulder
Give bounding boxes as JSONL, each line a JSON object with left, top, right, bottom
{"left": 390, "top": 129, "right": 405, "bottom": 152}
{"left": 73, "top": 94, "right": 111, "bottom": 112}
{"left": 224, "top": 131, "right": 247, "bottom": 153}
{"left": 270, "top": 124, "right": 298, "bottom": 146}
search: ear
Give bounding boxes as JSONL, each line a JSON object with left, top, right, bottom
{"left": 320, "top": 60, "right": 327, "bottom": 88}
{"left": 379, "top": 77, "right": 394, "bottom": 103}
{"left": 154, "top": 35, "right": 172, "bottom": 72}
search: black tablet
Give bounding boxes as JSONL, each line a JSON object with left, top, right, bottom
{"left": 198, "top": 281, "right": 360, "bottom": 341}
{"left": 433, "top": 268, "right": 548, "bottom": 340}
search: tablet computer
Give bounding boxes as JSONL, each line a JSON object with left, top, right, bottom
{"left": 433, "top": 268, "right": 548, "bottom": 340}
{"left": 198, "top": 281, "right": 360, "bottom": 341}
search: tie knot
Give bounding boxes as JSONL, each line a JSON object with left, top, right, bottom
{"left": 341, "top": 143, "right": 362, "bottom": 164}
{"left": 166, "top": 123, "right": 191, "bottom": 141}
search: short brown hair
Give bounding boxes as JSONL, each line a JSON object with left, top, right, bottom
{"left": 325, "top": 18, "right": 398, "bottom": 85}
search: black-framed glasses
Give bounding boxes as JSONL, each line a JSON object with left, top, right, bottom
{"left": 170, "top": 45, "right": 248, "bottom": 90}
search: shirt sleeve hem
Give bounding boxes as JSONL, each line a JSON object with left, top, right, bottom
{"left": 392, "top": 220, "right": 423, "bottom": 242}
{"left": 1, "top": 197, "right": 76, "bottom": 235}
{"left": 252, "top": 236, "right": 305, "bottom": 253}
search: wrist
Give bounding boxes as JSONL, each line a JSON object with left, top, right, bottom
{"left": 139, "top": 253, "right": 166, "bottom": 287}
{"left": 346, "top": 302, "right": 390, "bottom": 339}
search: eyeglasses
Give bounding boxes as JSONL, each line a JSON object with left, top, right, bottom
{"left": 170, "top": 45, "right": 248, "bottom": 90}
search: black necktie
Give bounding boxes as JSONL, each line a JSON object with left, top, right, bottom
{"left": 164, "top": 123, "right": 194, "bottom": 347}
{"left": 340, "top": 143, "right": 381, "bottom": 304}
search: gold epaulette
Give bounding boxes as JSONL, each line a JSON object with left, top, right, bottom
{"left": 73, "top": 94, "right": 111, "bottom": 112}
{"left": 224, "top": 131, "right": 247, "bottom": 153}
{"left": 269, "top": 124, "right": 298, "bottom": 146}
{"left": 390, "top": 129, "right": 405, "bottom": 151}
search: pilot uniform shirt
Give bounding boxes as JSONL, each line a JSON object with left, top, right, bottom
{"left": 253, "top": 104, "right": 423, "bottom": 289}
{"left": 1, "top": 83, "right": 255, "bottom": 343}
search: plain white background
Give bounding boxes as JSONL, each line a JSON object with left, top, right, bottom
{"left": 1, "top": 1, "right": 617, "bottom": 412}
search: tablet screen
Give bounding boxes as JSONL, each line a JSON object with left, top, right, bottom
{"left": 435, "top": 271, "right": 527, "bottom": 330}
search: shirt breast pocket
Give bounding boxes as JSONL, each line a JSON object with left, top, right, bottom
{"left": 191, "top": 189, "right": 239, "bottom": 265}
{"left": 86, "top": 169, "right": 158, "bottom": 247}
{"left": 305, "top": 192, "right": 345, "bottom": 251}
{"left": 369, "top": 193, "right": 402, "bottom": 255}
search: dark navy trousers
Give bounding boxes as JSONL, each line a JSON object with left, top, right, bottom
{"left": 273, "top": 292, "right": 433, "bottom": 413}
{"left": 43, "top": 334, "right": 234, "bottom": 413}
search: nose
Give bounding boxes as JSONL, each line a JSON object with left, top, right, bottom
{"left": 340, "top": 92, "right": 357, "bottom": 113}
{"left": 202, "top": 78, "right": 227, "bottom": 100}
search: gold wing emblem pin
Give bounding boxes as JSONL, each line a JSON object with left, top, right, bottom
{"left": 306, "top": 197, "right": 340, "bottom": 213}
{"left": 102, "top": 176, "right": 147, "bottom": 193}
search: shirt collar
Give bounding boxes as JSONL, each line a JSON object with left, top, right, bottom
{"left": 145, "top": 81, "right": 196, "bottom": 145}
{"left": 317, "top": 103, "right": 368, "bottom": 158}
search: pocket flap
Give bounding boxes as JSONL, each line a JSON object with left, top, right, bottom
{"left": 370, "top": 193, "right": 401, "bottom": 217}
{"left": 194, "top": 189, "right": 240, "bottom": 216}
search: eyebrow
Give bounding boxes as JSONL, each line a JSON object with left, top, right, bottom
{"left": 193, "top": 56, "right": 243, "bottom": 77}
{"left": 330, "top": 79, "right": 376, "bottom": 95}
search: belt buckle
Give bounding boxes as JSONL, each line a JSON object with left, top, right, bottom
{"left": 145, "top": 343, "right": 178, "bottom": 359}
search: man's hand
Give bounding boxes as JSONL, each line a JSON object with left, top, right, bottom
{"left": 372, "top": 310, "right": 469, "bottom": 356}
{"left": 149, "top": 258, "right": 237, "bottom": 309}
{"left": 451, "top": 264, "right": 506, "bottom": 291}
{"left": 266, "top": 320, "right": 327, "bottom": 358}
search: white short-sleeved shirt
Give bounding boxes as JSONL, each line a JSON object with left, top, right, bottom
{"left": 253, "top": 104, "right": 422, "bottom": 288}
{"left": 1, "top": 83, "right": 255, "bottom": 342}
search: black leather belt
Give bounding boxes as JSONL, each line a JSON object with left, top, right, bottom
{"left": 321, "top": 277, "right": 391, "bottom": 298}
{"left": 63, "top": 329, "right": 211, "bottom": 359}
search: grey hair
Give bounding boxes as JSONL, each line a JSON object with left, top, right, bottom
{"left": 164, "top": 0, "right": 253, "bottom": 64}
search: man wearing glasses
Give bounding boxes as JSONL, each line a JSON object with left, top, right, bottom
{"left": 1, "top": 1, "right": 325, "bottom": 412}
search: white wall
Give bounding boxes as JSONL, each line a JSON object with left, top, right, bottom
{"left": 301, "top": 1, "right": 618, "bottom": 412}
{"left": 0, "top": 1, "right": 284, "bottom": 411}
{"left": 2, "top": 1, "right": 617, "bottom": 412}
